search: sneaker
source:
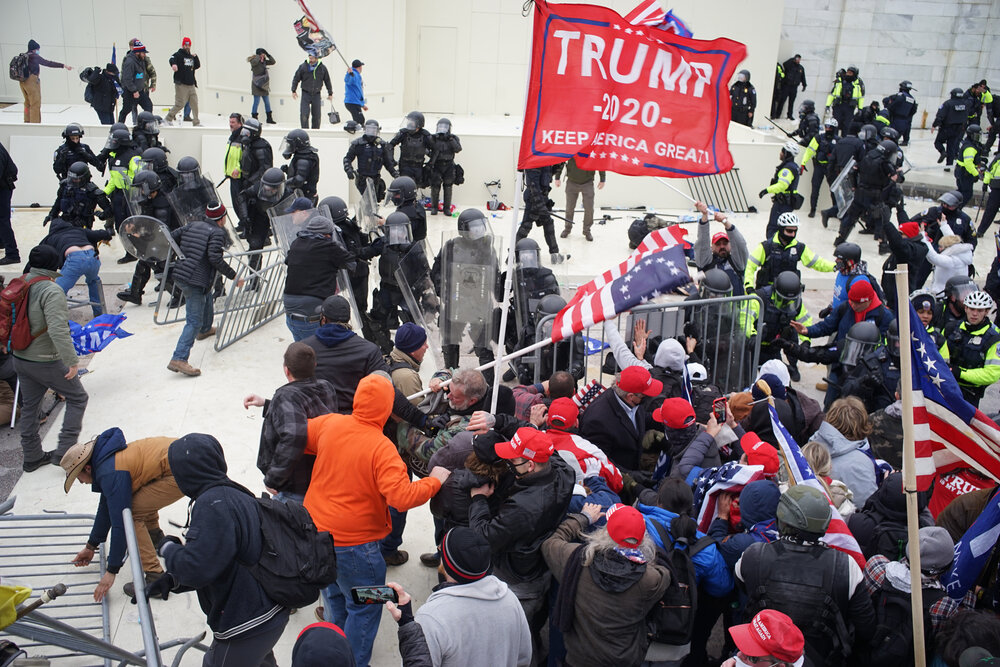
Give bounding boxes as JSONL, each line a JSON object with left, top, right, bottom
{"left": 420, "top": 552, "right": 441, "bottom": 567}
{"left": 383, "top": 550, "right": 409, "bottom": 566}
{"left": 0, "top": 256, "right": 21, "bottom": 265}
{"left": 196, "top": 327, "right": 216, "bottom": 341}
{"left": 167, "top": 359, "right": 201, "bottom": 376}
{"left": 560, "top": 228, "right": 571, "bottom": 238}
{"left": 314, "top": 606, "right": 326, "bottom": 622}
{"left": 22, "top": 454, "right": 50, "bottom": 473}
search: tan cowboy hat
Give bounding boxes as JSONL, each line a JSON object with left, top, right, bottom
{"left": 60, "top": 439, "right": 96, "bottom": 493}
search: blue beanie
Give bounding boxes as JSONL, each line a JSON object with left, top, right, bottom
{"left": 394, "top": 322, "right": 427, "bottom": 354}
{"left": 288, "top": 197, "right": 314, "bottom": 213}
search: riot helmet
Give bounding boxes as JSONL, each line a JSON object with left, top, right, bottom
{"left": 280, "top": 128, "right": 310, "bottom": 159}
{"left": 700, "top": 268, "right": 733, "bottom": 298}
{"left": 176, "top": 156, "right": 202, "bottom": 189}
{"left": 258, "top": 167, "right": 286, "bottom": 203}
{"left": 436, "top": 118, "right": 452, "bottom": 135}
{"left": 772, "top": 271, "right": 802, "bottom": 312}
{"left": 109, "top": 128, "right": 133, "bottom": 150}
{"left": 887, "top": 319, "right": 900, "bottom": 360}
{"left": 384, "top": 211, "right": 413, "bottom": 247}
{"left": 343, "top": 120, "right": 360, "bottom": 134}
{"left": 798, "top": 99, "right": 815, "bottom": 116}
{"left": 62, "top": 123, "right": 84, "bottom": 140}
{"left": 457, "top": 208, "right": 489, "bottom": 240}
{"left": 845, "top": 65, "right": 859, "bottom": 77}
{"left": 536, "top": 294, "right": 567, "bottom": 319}
{"left": 858, "top": 124, "right": 878, "bottom": 142}
{"left": 833, "top": 242, "right": 862, "bottom": 274}
{"left": 945, "top": 276, "right": 977, "bottom": 305}
{"left": 839, "top": 320, "right": 881, "bottom": 367}
{"left": 132, "top": 169, "right": 161, "bottom": 199}
{"left": 363, "top": 119, "right": 380, "bottom": 138}
{"left": 67, "top": 161, "right": 91, "bottom": 186}
{"left": 824, "top": 117, "right": 839, "bottom": 131}
{"left": 516, "top": 238, "right": 541, "bottom": 269}
{"left": 388, "top": 176, "right": 417, "bottom": 206}
{"left": 967, "top": 124, "right": 982, "bottom": 142}
{"left": 938, "top": 190, "right": 963, "bottom": 210}
{"left": 777, "top": 485, "right": 832, "bottom": 537}
{"left": 137, "top": 111, "right": 160, "bottom": 134}
{"left": 877, "top": 139, "right": 899, "bottom": 157}
{"left": 950, "top": 87, "right": 964, "bottom": 99}
{"left": 879, "top": 126, "right": 901, "bottom": 143}
{"left": 110, "top": 122, "right": 128, "bottom": 134}
{"left": 240, "top": 118, "right": 263, "bottom": 143}
{"left": 141, "top": 147, "right": 168, "bottom": 171}
{"left": 319, "top": 196, "right": 348, "bottom": 223}
{"left": 899, "top": 80, "right": 913, "bottom": 91}
{"left": 104, "top": 123, "right": 128, "bottom": 150}
{"left": 404, "top": 111, "right": 425, "bottom": 132}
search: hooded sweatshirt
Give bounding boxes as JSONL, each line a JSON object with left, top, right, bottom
{"left": 400, "top": 576, "right": 532, "bottom": 667}
{"left": 924, "top": 239, "right": 975, "bottom": 296}
{"left": 307, "top": 323, "right": 388, "bottom": 411}
{"left": 305, "top": 374, "right": 441, "bottom": 546}
{"left": 812, "top": 420, "right": 878, "bottom": 507}
{"left": 163, "top": 434, "right": 284, "bottom": 638}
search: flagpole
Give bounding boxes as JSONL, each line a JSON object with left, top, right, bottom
{"left": 655, "top": 177, "right": 698, "bottom": 204}
{"left": 490, "top": 169, "right": 524, "bottom": 413}
{"left": 895, "top": 265, "right": 926, "bottom": 667}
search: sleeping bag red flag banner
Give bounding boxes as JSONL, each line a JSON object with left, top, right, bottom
{"left": 518, "top": 0, "right": 746, "bottom": 178}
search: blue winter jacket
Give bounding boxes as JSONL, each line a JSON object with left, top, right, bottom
{"left": 805, "top": 300, "right": 894, "bottom": 344}
{"left": 638, "top": 503, "right": 734, "bottom": 597}
{"left": 87, "top": 427, "right": 131, "bottom": 573}
{"left": 344, "top": 67, "right": 365, "bottom": 105}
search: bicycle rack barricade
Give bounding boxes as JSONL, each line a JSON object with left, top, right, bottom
{"left": 214, "top": 247, "right": 287, "bottom": 351}
{"left": 687, "top": 167, "right": 752, "bottom": 213}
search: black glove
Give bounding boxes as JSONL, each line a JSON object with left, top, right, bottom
{"left": 758, "top": 189, "right": 769, "bottom": 199}
{"left": 156, "top": 535, "right": 182, "bottom": 558}
{"left": 950, "top": 364, "right": 962, "bottom": 380}
{"left": 346, "top": 170, "right": 356, "bottom": 180}
{"left": 280, "top": 164, "right": 288, "bottom": 173}
{"left": 104, "top": 219, "right": 115, "bottom": 232}
{"left": 144, "top": 573, "right": 176, "bottom": 602}
{"left": 42, "top": 215, "right": 51, "bottom": 226}
{"left": 395, "top": 600, "right": 415, "bottom": 626}
{"left": 819, "top": 306, "right": 833, "bottom": 318}
{"left": 424, "top": 414, "right": 450, "bottom": 436}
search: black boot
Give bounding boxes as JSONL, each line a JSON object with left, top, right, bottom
{"left": 266, "top": 112, "right": 276, "bottom": 124}
{"left": 117, "top": 287, "right": 142, "bottom": 305}
{"left": 252, "top": 113, "right": 259, "bottom": 120}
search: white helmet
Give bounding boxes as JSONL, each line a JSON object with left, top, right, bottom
{"left": 777, "top": 212, "right": 800, "bottom": 227}
{"left": 824, "top": 117, "right": 839, "bottom": 128}
{"left": 782, "top": 140, "right": 800, "bottom": 157}
{"left": 964, "top": 290, "right": 996, "bottom": 310}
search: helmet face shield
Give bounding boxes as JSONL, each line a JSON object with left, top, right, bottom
{"left": 279, "top": 138, "right": 292, "bottom": 159}
{"left": 518, "top": 248, "right": 539, "bottom": 269}
{"left": 436, "top": 121, "right": 451, "bottom": 134}
{"left": 386, "top": 221, "right": 412, "bottom": 246}
{"left": 839, "top": 336, "right": 877, "bottom": 367}
{"left": 178, "top": 170, "right": 201, "bottom": 190}
{"left": 404, "top": 118, "right": 417, "bottom": 131}
{"left": 364, "top": 121, "right": 380, "bottom": 138}
{"left": 258, "top": 181, "right": 285, "bottom": 203}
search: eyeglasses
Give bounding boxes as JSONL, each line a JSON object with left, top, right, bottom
{"left": 738, "top": 651, "right": 782, "bottom": 666}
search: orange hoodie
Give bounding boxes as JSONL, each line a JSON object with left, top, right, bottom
{"left": 304, "top": 373, "right": 442, "bottom": 546}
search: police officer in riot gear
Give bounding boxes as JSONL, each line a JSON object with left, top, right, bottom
{"left": 140, "top": 147, "right": 178, "bottom": 193}
{"left": 834, "top": 139, "right": 899, "bottom": 252}
{"left": 745, "top": 270, "right": 812, "bottom": 381}
{"left": 837, "top": 320, "right": 893, "bottom": 411}
{"left": 955, "top": 124, "right": 985, "bottom": 206}
{"left": 242, "top": 167, "right": 286, "bottom": 284}
{"left": 280, "top": 128, "right": 320, "bottom": 202}
{"left": 95, "top": 122, "right": 129, "bottom": 173}
{"left": 729, "top": 70, "right": 756, "bottom": 127}
{"left": 132, "top": 111, "right": 165, "bottom": 153}
{"left": 820, "top": 122, "right": 866, "bottom": 229}
{"left": 53, "top": 123, "right": 100, "bottom": 180}
{"left": 117, "top": 170, "right": 181, "bottom": 305}
{"left": 945, "top": 290, "right": 1000, "bottom": 407}
{"left": 344, "top": 119, "right": 398, "bottom": 202}
{"left": 790, "top": 99, "right": 820, "bottom": 144}
{"left": 239, "top": 118, "right": 273, "bottom": 205}
{"left": 826, "top": 65, "right": 865, "bottom": 137}
{"left": 857, "top": 123, "right": 879, "bottom": 152}
{"left": 387, "top": 175, "right": 427, "bottom": 242}
{"left": 103, "top": 128, "right": 142, "bottom": 262}
{"left": 319, "top": 195, "right": 381, "bottom": 315}
{"left": 759, "top": 141, "right": 802, "bottom": 237}
{"left": 47, "top": 161, "right": 112, "bottom": 230}
{"left": 531, "top": 294, "right": 585, "bottom": 383}
{"left": 933, "top": 88, "right": 970, "bottom": 170}
{"left": 745, "top": 212, "right": 836, "bottom": 291}
{"left": 801, "top": 117, "right": 838, "bottom": 218}
{"left": 500, "top": 238, "right": 561, "bottom": 380}
{"left": 389, "top": 111, "right": 433, "bottom": 186}
{"left": 370, "top": 211, "right": 416, "bottom": 348}
{"left": 518, "top": 166, "right": 564, "bottom": 264}
{"left": 428, "top": 118, "right": 463, "bottom": 216}
{"left": 882, "top": 81, "right": 918, "bottom": 146}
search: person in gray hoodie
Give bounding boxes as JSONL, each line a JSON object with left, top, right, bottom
{"left": 386, "top": 527, "right": 531, "bottom": 667}
{"left": 810, "top": 396, "right": 878, "bottom": 507}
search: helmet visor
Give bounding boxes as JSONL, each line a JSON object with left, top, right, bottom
{"left": 839, "top": 336, "right": 877, "bottom": 367}
{"left": 258, "top": 181, "right": 285, "bottom": 203}
{"left": 518, "top": 248, "right": 539, "bottom": 269}
{"left": 364, "top": 124, "right": 379, "bottom": 138}
{"left": 178, "top": 170, "right": 201, "bottom": 189}
{"left": 279, "top": 138, "right": 292, "bottom": 158}
{"left": 404, "top": 118, "right": 417, "bottom": 131}
{"left": 144, "top": 118, "right": 160, "bottom": 135}
{"left": 436, "top": 121, "right": 450, "bottom": 134}
{"left": 386, "top": 221, "right": 412, "bottom": 246}
{"left": 464, "top": 218, "right": 487, "bottom": 240}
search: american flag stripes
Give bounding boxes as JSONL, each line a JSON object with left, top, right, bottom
{"left": 692, "top": 461, "right": 766, "bottom": 532}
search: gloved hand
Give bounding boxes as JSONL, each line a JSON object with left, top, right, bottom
{"left": 758, "top": 189, "right": 769, "bottom": 199}
{"left": 802, "top": 84, "right": 807, "bottom": 91}
{"left": 346, "top": 170, "right": 356, "bottom": 180}
{"left": 42, "top": 215, "right": 51, "bottom": 226}
{"left": 104, "top": 219, "right": 115, "bottom": 232}
{"left": 280, "top": 164, "right": 288, "bottom": 173}
{"left": 950, "top": 364, "right": 962, "bottom": 380}
{"left": 156, "top": 535, "right": 182, "bottom": 558}
{"left": 424, "top": 414, "right": 451, "bottom": 436}
{"left": 819, "top": 306, "right": 833, "bottom": 319}
{"left": 800, "top": 164, "right": 807, "bottom": 174}
{"left": 143, "top": 573, "right": 176, "bottom": 602}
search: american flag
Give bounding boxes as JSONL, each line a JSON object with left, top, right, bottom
{"left": 692, "top": 461, "right": 766, "bottom": 532}
{"left": 624, "top": 1, "right": 694, "bottom": 38}
{"left": 549, "top": 430, "right": 625, "bottom": 493}
{"left": 551, "top": 236, "right": 691, "bottom": 342}
{"left": 907, "top": 304, "right": 1000, "bottom": 490}
{"left": 769, "top": 403, "right": 866, "bottom": 569}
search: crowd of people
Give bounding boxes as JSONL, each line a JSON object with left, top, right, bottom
{"left": 6, "top": 35, "right": 1000, "bottom": 667}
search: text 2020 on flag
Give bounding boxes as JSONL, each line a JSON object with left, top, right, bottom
{"left": 518, "top": 0, "right": 746, "bottom": 178}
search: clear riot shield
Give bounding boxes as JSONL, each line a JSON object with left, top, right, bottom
{"left": 830, "top": 156, "right": 856, "bottom": 219}
{"left": 269, "top": 208, "right": 330, "bottom": 255}
{"left": 395, "top": 241, "right": 444, "bottom": 370}
{"left": 167, "top": 172, "right": 219, "bottom": 225}
{"left": 439, "top": 233, "right": 500, "bottom": 350}
{"left": 355, "top": 178, "right": 381, "bottom": 232}
{"left": 126, "top": 183, "right": 148, "bottom": 218}
{"left": 118, "top": 215, "right": 183, "bottom": 263}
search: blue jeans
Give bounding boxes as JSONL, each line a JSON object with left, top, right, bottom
{"left": 252, "top": 95, "right": 271, "bottom": 114}
{"left": 171, "top": 285, "right": 213, "bottom": 362}
{"left": 56, "top": 249, "right": 103, "bottom": 316}
{"left": 285, "top": 315, "right": 319, "bottom": 342}
{"left": 321, "top": 540, "right": 386, "bottom": 667}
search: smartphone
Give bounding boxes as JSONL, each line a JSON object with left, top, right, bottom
{"left": 350, "top": 585, "right": 398, "bottom": 605}
{"left": 712, "top": 396, "right": 728, "bottom": 422}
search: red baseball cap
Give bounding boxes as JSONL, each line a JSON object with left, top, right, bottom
{"left": 729, "top": 610, "right": 805, "bottom": 664}
{"left": 606, "top": 503, "right": 646, "bottom": 547}
{"left": 741, "top": 432, "right": 780, "bottom": 476}
{"left": 495, "top": 427, "right": 554, "bottom": 463}
{"left": 546, "top": 397, "right": 579, "bottom": 430}
{"left": 618, "top": 365, "right": 663, "bottom": 397}
{"left": 652, "top": 397, "right": 696, "bottom": 429}
{"left": 899, "top": 221, "right": 920, "bottom": 238}
{"left": 712, "top": 231, "right": 729, "bottom": 244}
{"left": 848, "top": 279, "right": 875, "bottom": 302}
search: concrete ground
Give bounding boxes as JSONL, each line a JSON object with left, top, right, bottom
{"left": 0, "top": 118, "right": 998, "bottom": 664}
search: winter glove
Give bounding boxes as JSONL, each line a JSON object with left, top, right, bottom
{"left": 800, "top": 164, "right": 807, "bottom": 174}
{"left": 346, "top": 170, "right": 356, "bottom": 180}
{"left": 280, "top": 164, "right": 288, "bottom": 173}
{"left": 143, "top": 573, "right": 176, "bottom": 602}
{"left": 819, "top": 305, "right": 833, "bottom": 318}
{"left": 42, "top": 215, "right": 51, "bottom": 226}
{"left": 424, "top": 414, "right": 451, "bottom": 436}
{"left": 758, "top": 189, "right": 769, "bottom": 199}
{"left": 156, "top": 535, "right": 182, "bottom": 558}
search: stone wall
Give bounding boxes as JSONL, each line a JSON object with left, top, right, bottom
{"left": 779, "top": 0, "right": 1000, "bottom": 125}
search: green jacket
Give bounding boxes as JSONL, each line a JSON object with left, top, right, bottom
{"left": 13, "top": 268, "right": 79, "bottom": 367}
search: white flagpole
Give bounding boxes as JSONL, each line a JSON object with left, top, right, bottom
{"left": 895, "top": 265, "right": 926, "bottom": 667}
{"left": 655, "top": 176, "right": 698, "bottom": 204}
{"left": 490, "top": 171, "right": 524, "bottom": 413}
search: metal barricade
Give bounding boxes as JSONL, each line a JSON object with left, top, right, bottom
{"left": 686, "top": 168, "right": 752, "bottom": 213}
{"left": 214, "top": 247, "right": 287, "bottom": 351}
{"left": 152, "top": 251, "right": 185, "bottom": 326}
{"left": 525, "top": 294, "right": 761, "bottom": 393}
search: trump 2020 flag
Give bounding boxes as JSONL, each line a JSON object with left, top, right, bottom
{"left": 69, "top": 314, "right": 132, "bottom": 355}
{"left": 518, "top": 0, "right": 745, "bottom": 177}
{"left": 942, "top": 488, "right": 1000, "bottom": 599}
{"left": 551, "top": 243, "right": 690, "bottom": 342}
{"left": 769, "top": 403, "right": 866, "bottom": 569}
{"left": 907, "top": 304, "right": 1000, "bottom": 491}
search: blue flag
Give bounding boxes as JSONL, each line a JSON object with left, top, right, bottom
{"left": 111, "top": 43, "right": 116, "bottom": 66}
{"left": 69, "top": 314, "right": 132, "bottom": 355}
{"left": 581, "top": 335, "right": 609, "bottom": 356}
{"left": 942, "top": 488, "right": 1000, "bottom": 599}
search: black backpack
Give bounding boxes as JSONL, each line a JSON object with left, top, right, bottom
{"left": 646, "top": 518, "right": 715, "bottom": 646}
{"left": 8, "top": 53, "right": 29, "bottom": 82}
{"left": 862, "top": 581, "right": 946, "bottom": 665}
{"left": 244, "top": 496, "right": 338, "bottom": 609}
{"left": 868, "top": 520, "right": 909, "bottom": 562}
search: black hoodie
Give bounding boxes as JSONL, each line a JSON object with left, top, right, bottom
{"left": 164, "top": 434, "right": 285, "bottom": 638}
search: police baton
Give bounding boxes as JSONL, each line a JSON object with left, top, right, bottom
{"left": 216, "top": 175, "right": 230, "bottom": 189}
{"left": 765, "top": 117, "right": 797, "bottom": 139}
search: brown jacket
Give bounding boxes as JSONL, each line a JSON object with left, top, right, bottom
{"left": 937, "top": 485, "right": 998, "bottom": 542}
{"left": 388, "top": 347, "right": 423, "bottom": 405}
{"left": 115, "top": 436, "right": 175, "bottom": 491}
